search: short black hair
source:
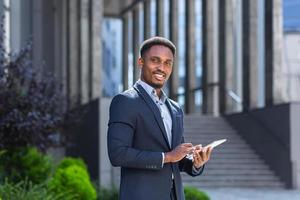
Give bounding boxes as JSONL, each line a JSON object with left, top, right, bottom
{"left": 139, "top": 36, "right": 176, "bottom": 58}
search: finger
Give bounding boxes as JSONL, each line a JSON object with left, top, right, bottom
{"left": 194, "top": 156, "right": 200, "bottom": 165}
{"left": 206, "top": 147, "right": 212, "bottom": 158}
{"left": 193, "top": 153, "right": 200, "bottom": 163}
{"left": 194, "top": 144, "right": 202, "bottom": 151}
{"left": 199, "top": 154, "right": 204, "bottom": 163}
{"left": 186, "top": 147, "right": 194, "bottom": 154}
{"left": 200, "top": 149, "right": 206, "bottom": 161}
{"left": 181, "top": 143, "right": 193, "bottom": 147}
{"left": 194, "top": 151, "right": 201, "bottom": 162}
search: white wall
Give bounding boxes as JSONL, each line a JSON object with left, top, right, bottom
{"left": 290, "top": 103, "right": 300, "bottom": 189}
{"left": 99, "top": 97, "right": 120, "bottom": 188}
{"left": 283, "top": 33, "right": 300, "bottom": 102}
{"left": 99, "top": 98, "right": 112, "bottom": 187}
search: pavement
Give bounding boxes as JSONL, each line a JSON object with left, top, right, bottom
{"left": 201, "top": 188, "right": 300, "bottom": 200}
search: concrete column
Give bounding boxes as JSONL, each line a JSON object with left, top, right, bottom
{"left": 242, "top": 0, "right": 250, "bottom": 111}
{"left": 235, "top": 0, "right": 243, "bottom": 112}
{"left": 132, "top": 6, "right": 140, "bottom": 82}
{"left": 202, "top": 0, "right": 219, "bottom": 115}
{"left": 0, "top": 1, "right": 3, "bottom": 16}
{"left": 218, "top": 0, "right": 226, "bottom": 114}
{"left": 10, "top": 0, "right": 25, "bottom": 51}
{"left": 156, "top": 0, "right": 164, "bottom": 36}
{"left": 243, "top": 0, "right": 259, "bottom": 110}
{"left": 219, "top": 0, "right": 236, "bottom": 114}
{"left": 44, "top": 0, "right": 67, "bottom": 161}
{"left": 169, "top": 0, "right": 179, "bottom": 101}
{"left": 80, "top": 0, "right": 90, "bottom": 104}
{"left": 185, "top": 0, "right": 196, "bottom": 113}
{"left": 30, "top": 0, "right": 57, "bottom": 75}
{"left": 7, "top": 0, "right": 33, "bottom": 52}
{"left": 59, "top": 0, "right": 68, "bottom": 108}
{"left": 224, "top": 0, "right": 235, "bottom": 112}
{"left": 68, "top": 0, "right": 80, "bottom": 107}
{"left": 122, "top": 14, "right": 129, "bottom": 90}
{"left": 249, "top": 0, "right": 259, "bottom": 109}
{"left": 42, "top": 0, "right": 56, "bottom": 74}
{"left": 243, "top": 0, "right": 258, "bottom": 109}
{"left": 265, "top": 0, "right": 286, "bottom": 105}
{"left": 53, "top": 0, "right": 68, "bottom": 111}
{"left": 143, "top": 0, "right": 151, "bottom": 39}
{"left": 31, "top": 0, "right": 44, "bottom": 70}
{"left": 90, "top": 0, "right": 102, "bottom": 99}
{"left": 53, "top": 0, "right": 62, "bottom": 78}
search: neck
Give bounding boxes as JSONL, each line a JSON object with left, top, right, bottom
{"left": 155, "top": 88, "right": 162, "bottom": 98}
{"left": 139, "top": 78, "right": 163, "bottom": 98}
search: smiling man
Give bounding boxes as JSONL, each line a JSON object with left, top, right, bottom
{"left": 107, "top": 37, "right": 212, "bottom": 200}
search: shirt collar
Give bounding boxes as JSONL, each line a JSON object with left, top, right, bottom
{"left": 137, "top": 79, "right": 168, "bottom": 103}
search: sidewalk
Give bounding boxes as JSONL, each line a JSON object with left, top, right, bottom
{"left": 202, "top": 188, "right": 300, "bottom": 200}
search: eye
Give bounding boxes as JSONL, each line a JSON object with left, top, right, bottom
{"left": 150, "top": 57, "right": 160, "bottom": 64}
{"left": 164, "top": 61, "right": 173, "bottom": 67}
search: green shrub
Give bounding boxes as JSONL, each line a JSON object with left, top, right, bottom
{"left": 49, "top": 157, "right": 97, "bottom": 200}
{"left": 0, "top": 179, "right": 76, "bottom": 200}
{"left": 56, "top": 157, "right": 87, "bottom": 170}
{"left": 184, "top": 186, "right": 210, "bottom": 200}
{"left": 97, "top": 187, "right": 119, "bottom": 200}
{"left": 0, "top": 147, "right": 52, "bottom": 184}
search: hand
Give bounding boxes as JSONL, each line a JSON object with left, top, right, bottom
{"left": 164, "top": 143, "right": 194, "bottom": 163}
{"left": 193, "top": 146, "right": 212, "bottom": 169}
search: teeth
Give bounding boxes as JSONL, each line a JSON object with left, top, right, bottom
{"left": 155, "top": 74, "right": 164, "bottom": 78}
{"left": 154, "top": 73, "right": 165, "bottom": 80}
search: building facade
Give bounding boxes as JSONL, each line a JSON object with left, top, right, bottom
{"left": 1, "top": 0, "right": 300, "bottom": 189}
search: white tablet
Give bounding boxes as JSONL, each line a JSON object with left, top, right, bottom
{"left": 205, "top": 139, "right": 227, "bottom": 149}
{"left": 186, "top": 139, "right": 227, "bottom": 159}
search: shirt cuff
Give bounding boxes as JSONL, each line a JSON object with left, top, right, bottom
{"left": 161, "top": 153, "right": 165, "bottom": 167}
{"left": 192, "top": 165, "right": 204, "bottom": 175}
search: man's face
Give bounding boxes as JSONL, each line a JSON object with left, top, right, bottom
{"left": 138, "top": 45, "right": 174, "bottom": 89}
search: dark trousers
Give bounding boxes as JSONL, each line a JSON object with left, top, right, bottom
{"left": 170, "top": 180, "right": 177, "bottom": 200}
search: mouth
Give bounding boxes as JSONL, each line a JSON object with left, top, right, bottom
{"left": 153, "top": 72, "right": 166, "bottom": 81}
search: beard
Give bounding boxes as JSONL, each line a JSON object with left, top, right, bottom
{"left": 140, "top": 70, "right": 168, "bottom": 89}
{"left": 149, "top": 82, "right": 164, "bottom": 89}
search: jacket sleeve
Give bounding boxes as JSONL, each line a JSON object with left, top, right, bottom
{"left": 178, "top": 157, "right": 205, "bottom": 176}
{"left": 107, "top": 94, "right": 163, "bottom": 170}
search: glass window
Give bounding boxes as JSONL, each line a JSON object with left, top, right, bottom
{"left": 151, "top": 0, "right": 156, "bottom": 36}
{"left": 284, "top": 0, "right": 300, "bottom": 31}
{"left": 195, "top": 0, "right": 203, "bottom": 112}
{"left": 164, "top": 0, "right": 170, "bottom": 38}
{"left": 102, "top": 18, "right": 122, "bottom": 97}
{"left": 2, "top": 0, "right": 10, "bottom": 53}
{"left": 139, "top": 3, "right": 144, "bottom": 44}
{"left": 163, "top": 0, "right": 170, "bottom": 96}
{"left": 178, "top": 0, "right": 186, "bottom": 108}
{"left": 128, "top": 13, "right": 134, "bottom": 88}
{"left": 283, "top": 0, "right": 300, "bottom": 101}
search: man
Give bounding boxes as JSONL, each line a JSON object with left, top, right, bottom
{"left": 107, "top": 37, "right": 212, "bottom": 200}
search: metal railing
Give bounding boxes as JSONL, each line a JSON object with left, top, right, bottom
{"left": 227, "top": 89, "right": 242, "bottom": 105}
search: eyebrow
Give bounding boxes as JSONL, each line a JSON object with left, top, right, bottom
{"left": 149, "top": 56, "right": 173, "bottom": 62}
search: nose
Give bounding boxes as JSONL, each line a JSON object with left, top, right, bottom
{"left": 155, "top": 65, "right": 165, "bottom": 74}
{"left": 156, "top": 63, "right": 163, "bottom": 70}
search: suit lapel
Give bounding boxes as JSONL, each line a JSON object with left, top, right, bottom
{"left": 134, "top": 83, "right": 171, "bottom": 150}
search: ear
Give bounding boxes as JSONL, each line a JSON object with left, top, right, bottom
{"left": 137, "top": 57, "right": 143, "bottom": 69}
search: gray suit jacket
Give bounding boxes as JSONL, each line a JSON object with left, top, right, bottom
{"left": 107, "top": 83, "right": 204, "bottom": 200}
